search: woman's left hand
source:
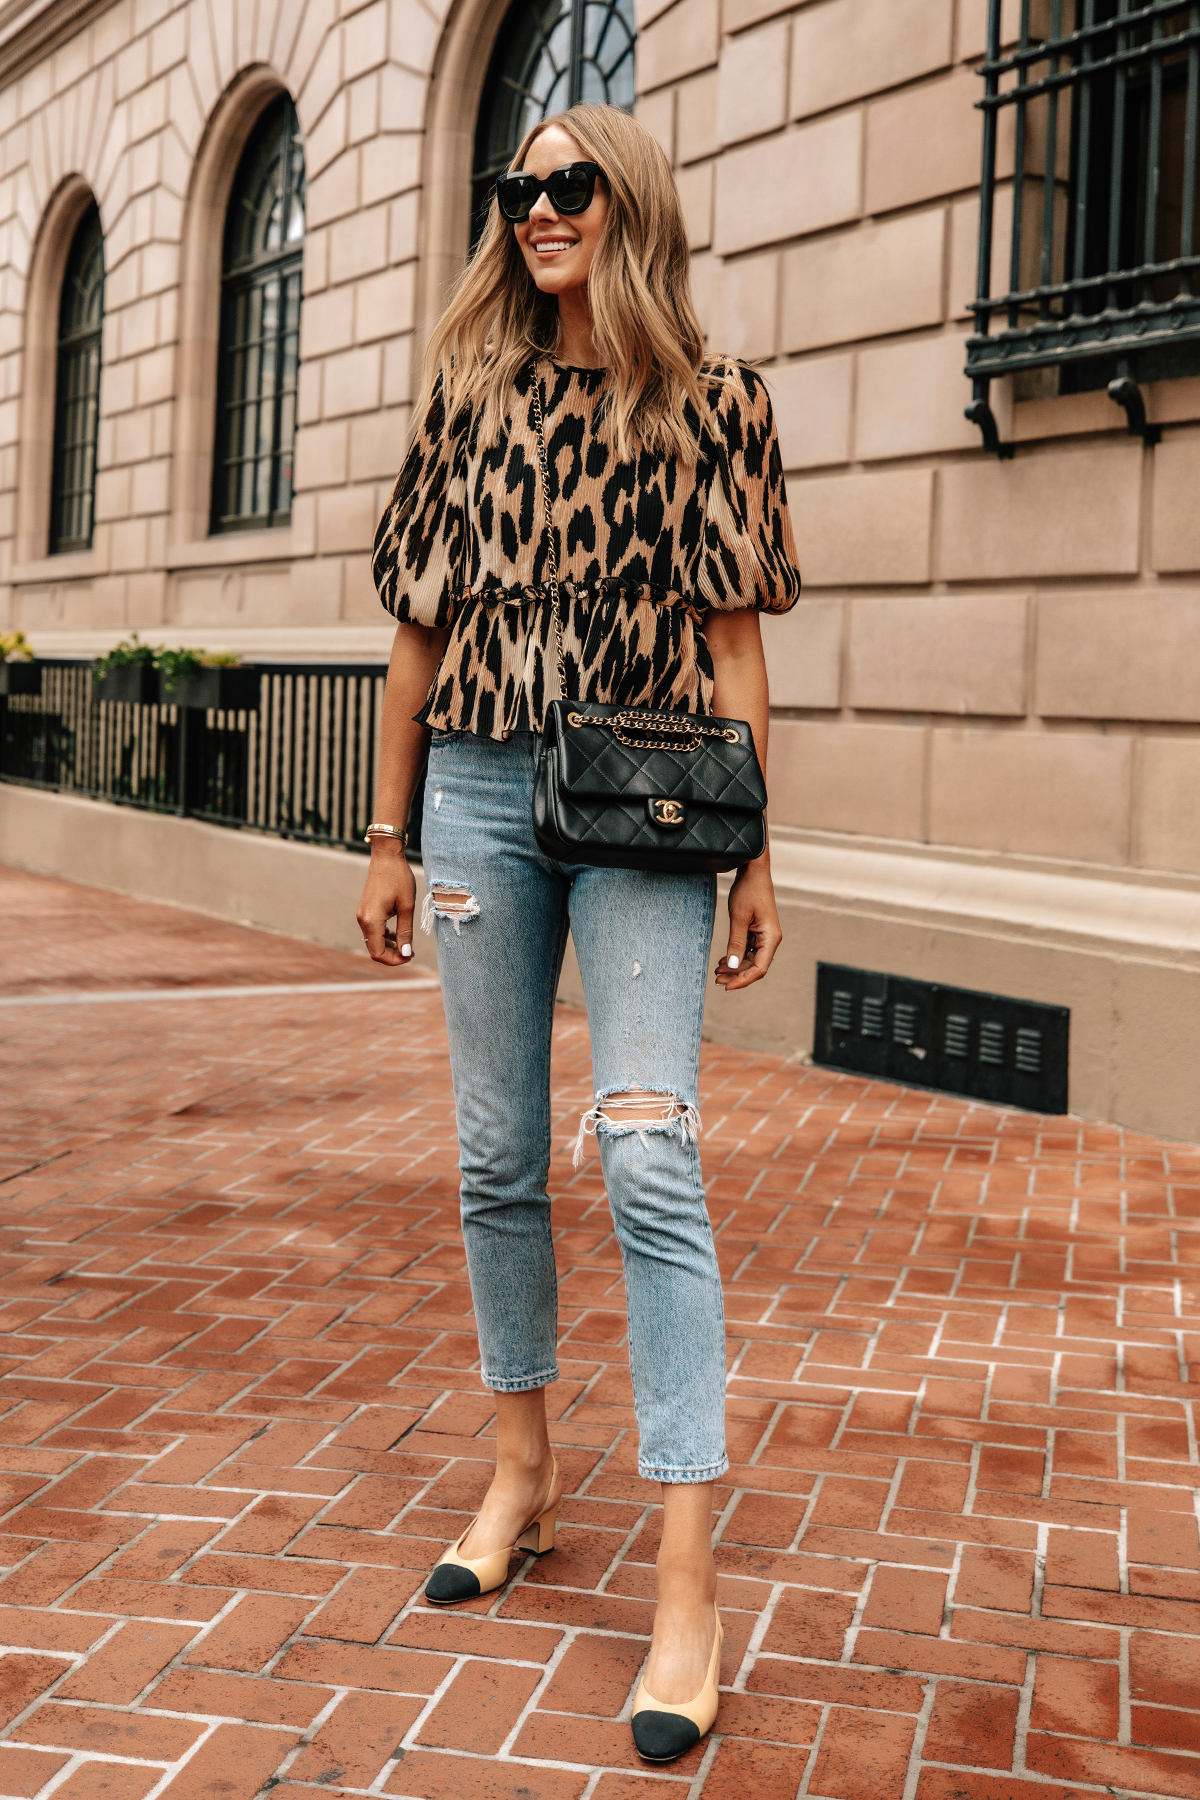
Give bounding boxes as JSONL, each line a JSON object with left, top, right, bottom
{"left": 715, "top": 855, "right": 783, "bottom": 991}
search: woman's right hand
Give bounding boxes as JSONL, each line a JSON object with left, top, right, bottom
{"left": 357, "top": 844, "right": 417, "bottom": 965}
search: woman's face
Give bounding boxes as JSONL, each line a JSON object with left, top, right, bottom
{"left": 513, "top": 124, "right": 608, "bottom": 300}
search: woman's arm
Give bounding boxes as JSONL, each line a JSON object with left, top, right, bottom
{"left": 704, "top": 609, "right": 782, "bottom": 993}
{"left": 356, "top": 621, "right": 449, "bottom": 965}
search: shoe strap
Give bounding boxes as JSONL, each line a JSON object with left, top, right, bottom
{"left": 517, "top": 1456, "right": 560, "bottom": 1539}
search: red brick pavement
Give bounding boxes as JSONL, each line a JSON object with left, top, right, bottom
{"left": 2, "top": 863, "right": 1200, "bottom": 1800}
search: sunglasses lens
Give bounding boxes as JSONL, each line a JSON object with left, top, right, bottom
{"left": 550, "top": 165, "right": 593, "bottom": 213}
{"left": 497, "top": 177, "right": 536, "bottom": 221}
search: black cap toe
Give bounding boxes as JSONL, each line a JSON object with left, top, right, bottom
{"left": 424, "top": 1562, "right": 482, "bottom": 1605}
{"left": 631, "top": 1710, "right": 702, "bottom": 1762}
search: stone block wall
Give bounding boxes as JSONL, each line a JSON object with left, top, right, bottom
{"left": 0, "top": 0, "right": 441, "bottom": 653}
{"left": 636, "top": 0, "right": 1200, "bottom": 887}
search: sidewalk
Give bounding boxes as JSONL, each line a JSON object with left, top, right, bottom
{"left": 2, "top": 862, "right": 1200, "bottom": 1800}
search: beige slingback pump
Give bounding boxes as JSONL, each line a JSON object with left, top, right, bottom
{"left": 423, "top": 1458, "right": 561, "bottom": 1605}
{"left": 630, "top": 1602, "right": 723, "bottom": 1762}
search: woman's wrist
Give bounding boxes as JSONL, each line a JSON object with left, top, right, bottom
{"left": 368, "top": 833, "right": 410, "bottom": 859}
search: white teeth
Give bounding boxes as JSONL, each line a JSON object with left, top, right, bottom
{"left": 534, "top": 240, "right": 575, "bottom": 251}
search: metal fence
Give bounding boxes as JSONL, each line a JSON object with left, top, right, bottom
{"left": 0, "top": 659, "right": 407, "bottom": 854}
{"left": 966, "top": 0, "right": 1200, "bottom": 448}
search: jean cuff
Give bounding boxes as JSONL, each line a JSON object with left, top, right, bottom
{"left": 483, "top": 1366, "right": 560, "bottom": 1393}
{"left": 639, "top": 1457, "right": 729, "bottom": 1484}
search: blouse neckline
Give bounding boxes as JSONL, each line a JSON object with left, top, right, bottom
{"left": 541, "top": 354, "right": 607, "bottom": 377}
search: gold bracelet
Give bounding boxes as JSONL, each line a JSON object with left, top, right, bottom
{"left": 364, "top": 822, "right": 408, "bottom": 846}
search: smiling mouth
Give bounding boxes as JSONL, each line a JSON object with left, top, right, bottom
{"left": 531, "top": 238, "right": 577, "bottom": 255}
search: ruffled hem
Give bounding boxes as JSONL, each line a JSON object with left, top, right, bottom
{"left": 415, "top": 584, "right": 716, "bottom": 739}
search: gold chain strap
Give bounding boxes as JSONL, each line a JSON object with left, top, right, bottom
{"left": 566, "top": 708, "right": 739, "bottom": 752}
{"left": 529, "top": 360, "right": 567, "bottom": 700}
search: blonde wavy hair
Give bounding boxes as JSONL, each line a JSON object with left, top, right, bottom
{"left": 423, "top": 103, "right": 713, "bottom": 462}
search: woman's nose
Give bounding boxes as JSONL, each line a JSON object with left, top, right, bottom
{"left": 528, "top": 190, "right": 558, "bottom": 222}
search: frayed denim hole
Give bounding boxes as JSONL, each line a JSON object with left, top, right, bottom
{"left": 572, "top": 1092, "right": 702, "bottom": 1169}
{"left": 422, "top": 882, "right": 481, "bottom": 937}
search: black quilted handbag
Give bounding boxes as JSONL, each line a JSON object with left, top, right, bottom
{"left": 528, "top": 361, "right": 767, "bottom": 876}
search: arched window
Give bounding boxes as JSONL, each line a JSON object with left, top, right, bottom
{"left": 49, "top": 203, "right": 103, "bottom": 555}
{"left": 472, "top": 0, "right": 636, "bottom": 236}
{"left": 212, "top": 95, "right": 305, "bottom": 534}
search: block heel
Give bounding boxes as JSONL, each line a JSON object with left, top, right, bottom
{"left": 517, "top": 1503, "right": 557, "bottom": 1555}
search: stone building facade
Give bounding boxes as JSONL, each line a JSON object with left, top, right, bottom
{"left": 2, "top": 0, "right": 1200, "bottom": 1138}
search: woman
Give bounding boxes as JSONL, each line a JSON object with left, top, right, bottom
{"left": 358, "top": 102, "right": 800, "bottom": 1762}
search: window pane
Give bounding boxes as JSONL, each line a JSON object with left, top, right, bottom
{"left": 212, "top": 95, "right": 306, "bottom": 533}
{"left": 471, "top": 0, "right": 637, "bottom": 240}
{"left": 49, "top": 203, "right": 104, "bottom": 555}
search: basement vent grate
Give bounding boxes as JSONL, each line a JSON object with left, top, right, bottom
{"left": 892, "top": 1002, "right": 916, "bottom": 1046}
{"left": 814, "top": 965, "right": 1069, "bottom": 1113}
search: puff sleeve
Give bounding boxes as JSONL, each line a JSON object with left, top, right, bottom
{"left": 372, "top": 374, "right": 468, "bottom": 628}
{"left": 695, "top": 365, "right": 801, "bottom": 615}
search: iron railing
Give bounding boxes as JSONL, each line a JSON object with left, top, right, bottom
{"left": 967, "top": 0, "right": 1200, "bottom": 452}
{"left": 0, "top": 660, "right": 414, "bottom": 853}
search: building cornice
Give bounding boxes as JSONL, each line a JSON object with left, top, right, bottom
{"left": 0, "top": 0, "right": 117, "bottom": 89}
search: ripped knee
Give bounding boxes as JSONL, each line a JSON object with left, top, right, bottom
{"left": 573, "top": 1088, "right": 702, "bottom": 1169}
{"left": 598, "top": 1089, "right": 684, "bottom": 1127}
{"left": 421, "top": 882, "right": 480, "bottom": 935}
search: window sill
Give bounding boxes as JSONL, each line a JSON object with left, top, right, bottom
{"left": 12, "top": 551, "right": 101, "bottom": 584}
{"left": 165, "top": 531, "right": 295, "bottom": 570}
{"left": 1014, "top": 374, "right": 1200, "bottom": 444}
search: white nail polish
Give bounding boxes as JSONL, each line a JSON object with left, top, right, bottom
{"left": 401, "top": 944, "right": 413, "bottom": 959}
{"left": 728, "top": 955, "right": 739, "bottom": 970}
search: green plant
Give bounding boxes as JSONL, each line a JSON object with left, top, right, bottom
{"left": 93, "top": 637, "right": 242, "bottom": 689}
{"left": 156, "top": 648, "right": 241, "bottom": 689}
{"left": 1, "top": 630, "right": 34, "bottom": 663}
{"left": 154, "top": 647, "right": 205, "bottom": 694}
{"left": 95, "top": 633, "right": 158, "bottom": 677}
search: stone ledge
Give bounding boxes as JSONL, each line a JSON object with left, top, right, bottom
{"left": 769, "top": 828, "right": 1200, "bottom": 964}
{"left": 0, "top": 783, "right": 431, "bottom": 967}
{"left": 15, "top": 625, "right": 397, "bottom": 662}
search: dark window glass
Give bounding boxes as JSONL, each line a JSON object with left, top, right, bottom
{"left": 212, "top": 95, "right": 305, "bottom": 534}
{"left": 472, "top": 0, "right": 636, "bottom": 240}
{"left": 967, "top": 0, "right": 1200, "bottom": 405}
{"left": 50, "top": 203, "right": 103, "bottom": 555}
{"left": 1059, "top": 0, "right": 1200, "bottom": 389}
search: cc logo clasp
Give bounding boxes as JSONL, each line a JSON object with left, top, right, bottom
{"left": 649, "top": 797, "right": 686, "bottom": 828}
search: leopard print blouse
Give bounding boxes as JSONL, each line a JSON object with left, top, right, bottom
{"left": 372, "top": 358, "right": 801, "bottom": 738}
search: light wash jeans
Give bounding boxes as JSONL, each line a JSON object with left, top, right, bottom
{"left": 421, "top": 730, "right": 728, "bottom": 1483}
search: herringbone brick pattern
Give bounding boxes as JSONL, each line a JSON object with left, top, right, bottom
{"left": 3, "top": 864, "right": 1200, "bottom": 1800}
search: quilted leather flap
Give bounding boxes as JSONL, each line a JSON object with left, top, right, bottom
{"left": 550, "top": 703, "right": 767, "bottom": 811}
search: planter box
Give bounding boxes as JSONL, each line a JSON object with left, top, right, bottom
{"left": 162, "top": 666, "right": 261, "bottom": 712}
{"left": 93, "top": 662, "right": 159, "bottom": 706}
{"left": 0, "top": 661, "right": 41, "bottom": 695}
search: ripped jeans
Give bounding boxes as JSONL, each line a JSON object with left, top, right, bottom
{"left": 421, "top": 730, "right": 727, "bottom": 1483}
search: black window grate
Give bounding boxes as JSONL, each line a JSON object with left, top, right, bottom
{"left": 966, "top": 0, "right": 1200, "bottom": 453}
{"left": 814, "top": 964, "right": 1070, "bottom": 1114}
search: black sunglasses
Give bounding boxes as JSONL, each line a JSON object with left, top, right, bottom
{"left": 496, "top": 161, "right": 603, "bottom": 224}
